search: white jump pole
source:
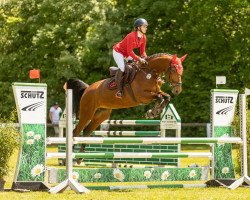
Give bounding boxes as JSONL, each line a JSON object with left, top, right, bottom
{"left": 49, "top": 89, "right": 90, "bottom": 194}
{"left": 228, "top": 91, "right": 250, "bottom": 189}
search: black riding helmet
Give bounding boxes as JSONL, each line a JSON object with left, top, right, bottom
{"left": 133, "top": 18, "right": 148, "bottom": 28}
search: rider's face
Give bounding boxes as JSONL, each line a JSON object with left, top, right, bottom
{"left": 140, "top": 25, "right": 147, "bottom": 34}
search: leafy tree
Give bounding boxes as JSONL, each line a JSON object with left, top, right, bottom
{"left": 0, "top": 0, "right": 249, "bottom": 125}
{"left": 0, "top": 0, "right": 119, "bottom": 113}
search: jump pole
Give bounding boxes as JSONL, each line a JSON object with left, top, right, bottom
{"left": 49, "top": 89, "right": 90, "bottom": 194}
{"left": 47, "top": 89, "right": 250, "bottom": 191}
{"left": 47, "top": 137, "right": 242, "bottom": 145}
{"left": 228, "top": 91, "right": 250, "bottom": 189}
{"left": 47, "top": 152, "right": 213, "bottom": 159}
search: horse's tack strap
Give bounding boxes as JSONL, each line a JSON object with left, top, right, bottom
{"left": 139, "top": 66, "right": 159, "bottom": 81}
{"left": 126, "top": 82, "right": 138, "bottom": 103}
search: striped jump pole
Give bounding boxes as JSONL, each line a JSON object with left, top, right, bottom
{"left": 58, "top": 103, "right": 181, "bottom": 167}
{"left": 47, "top": 152, "right": 213, "bottom": 159}
{"left": 92, "top": 130, "right": 161, "bottom": 137}
{"left": 101, "top": 119, "right": 161, "bottom": 125}
{"left": 48, "top": 89, "right": 249, "bottom": 193}
{"left": 49, "top": 89, "right": 90, "bottom": 194}
{"left": 46, "top": 137, "right": 242, "bottom": 145}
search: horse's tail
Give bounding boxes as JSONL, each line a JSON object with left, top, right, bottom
{"left": 66, "top": 78, "right": 89, "bottom": 118}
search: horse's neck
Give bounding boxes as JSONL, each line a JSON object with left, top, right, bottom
{"left": 147, "top": 56, "right": 171, "bottom": 74}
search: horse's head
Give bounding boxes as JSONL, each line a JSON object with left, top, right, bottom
{"left": 145, "top": 53, "right": 187, "bottom": 96}
{"left": 165, "top": 54, "right": 187, "bottom": 95}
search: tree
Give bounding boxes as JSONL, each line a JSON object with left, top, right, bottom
{"left": 0, "top": 0, "right": 249, "bottom": 123}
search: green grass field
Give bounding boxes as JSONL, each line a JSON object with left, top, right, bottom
{"left": 1, "top": 146, "right": 250, "bottom": 200}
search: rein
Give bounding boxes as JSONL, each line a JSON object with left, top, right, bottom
{"left": 138, "top": 64, "right": 159, "bottom": 80}
{"left": 129, "top": 52, "right": 183, "bottom": 89}
{"left": 136, "top": 61, "right": 182, "bottom": 88}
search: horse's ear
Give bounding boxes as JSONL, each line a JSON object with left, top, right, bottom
{"left": 180, "top": 54, "right": 188, "bottom": 62}
{"left": 172, "top": 54, "right": 177, "bottom": 63}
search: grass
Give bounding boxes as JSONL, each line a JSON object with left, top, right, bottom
{"left": 1, "top": 145, "right": 250, "bottom": 200}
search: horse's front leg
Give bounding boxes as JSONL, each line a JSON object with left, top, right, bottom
{"left": 145, "top": 92, "right": 171, "bottom": 119}
{"left": 159, "top": 92, "right": 171, "bottom": 108}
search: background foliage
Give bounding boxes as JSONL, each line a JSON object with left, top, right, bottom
{"left": 0, "top": 111, "right": 20, "bottom": 179}
{"left": 0, "top": 0, "right": 249, "bottom": 123}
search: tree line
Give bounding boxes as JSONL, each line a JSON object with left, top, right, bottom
{"left": 0, "top": 0, "right": 249, "bottom": 123}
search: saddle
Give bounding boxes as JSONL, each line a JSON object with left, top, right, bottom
{"left": 107, "top": 63, "right": 137, "bottom": 90}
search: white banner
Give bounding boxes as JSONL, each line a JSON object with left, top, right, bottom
{"left": 13, "top": 83, "right": 47, "bottom": 124}
{"left": 211, "top": 90, "right": 238, "bottom": 126}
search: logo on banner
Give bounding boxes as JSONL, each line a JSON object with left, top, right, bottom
{"left": 216, "top": 106, "right": 233, "bottom": 115}
{"left": 21, "top": 101, "right": 44, "bottom": 111}
{"left": 215, "top": 96, "right": 233, "bottom": 104}
{"left": 21, "top": 91, "right": 44, "bottom": 99}
{"left": 212, "top": 91, "right": 238, "bottom": 126}
{"left": 166, "top": 114, "right": 174, "bottom": 120}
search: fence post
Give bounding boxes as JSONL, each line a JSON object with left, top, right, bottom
{"left": 49, "top": 89, "right": 90, "bottom": 194}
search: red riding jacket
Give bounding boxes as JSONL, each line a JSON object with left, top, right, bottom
{"left": 113, "top": 31, "right": 147, "bottom": 61}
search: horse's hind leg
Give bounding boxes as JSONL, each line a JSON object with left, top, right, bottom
{"left": 76, "top": 108, "right": 112, "bottom": 164}
{"left": 79, "top": 108, "right": 112, "bottom": 150}
{"left": 73, "top": 104, "right": 97, "bottom": 137}
{"left": 72, "top": 101, "right": 96, "bottom": 165}
{"left": 83, "top": 108, "right": 112, "bottom": 137}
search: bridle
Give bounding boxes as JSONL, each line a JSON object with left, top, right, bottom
{"left": 131, "top": 58, "right": 183, "bottom": 88}
{"left": 167, "top": 63, "right": 182, "bottom": 88}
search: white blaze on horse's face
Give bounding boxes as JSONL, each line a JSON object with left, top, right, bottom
{"left": 167, "top": 54, "right": 187, "bottom": 95}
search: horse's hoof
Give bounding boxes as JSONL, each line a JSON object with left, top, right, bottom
{"left": 76, "top": 158, "right": 83, "bottom": 165}
{"left": 155, "top": 109, "right": 162, "bottom": 116}
{"left": 145, "top": 110, "right": 155, "bottom": 119}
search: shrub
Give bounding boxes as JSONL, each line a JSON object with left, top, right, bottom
{"left": 0, "top": 111, "right": 20, "bottom": 180}
{"left": 233, "top": 105, "right": 250, "bottom": 175}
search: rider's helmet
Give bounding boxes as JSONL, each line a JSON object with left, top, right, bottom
{"left": 133, "top": 18, "right": 148, "bottom": 28}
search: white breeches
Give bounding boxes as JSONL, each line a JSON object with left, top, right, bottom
{"left": 113, "top": 49, "right": 133, "bottom": 72}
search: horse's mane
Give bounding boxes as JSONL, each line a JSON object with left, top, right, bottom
{"left": 146, "top": 53, "right": 172, "bottom": 61}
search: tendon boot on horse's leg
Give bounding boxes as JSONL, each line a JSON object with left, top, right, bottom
{"left": 115, "top": 69, "right": 125, "bottom": 98}
{"left": 146, "top": 101, "right": 162, "bottom": 119}
{"left": 146, "top": 94, "right": 171, "bottom": 119}
{"left": 145, "top": 95, "right": 164, "bottom": 119}
{"left": 161, "top": 93, "right": 171, "bottom": 108}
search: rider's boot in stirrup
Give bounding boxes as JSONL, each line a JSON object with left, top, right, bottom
{"left": 115, "top": 70, "right": 124, "bottom": 99}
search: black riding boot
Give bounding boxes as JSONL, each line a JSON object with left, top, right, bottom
{"left": 115, "top": 69, "right": 124, "bottom": 98}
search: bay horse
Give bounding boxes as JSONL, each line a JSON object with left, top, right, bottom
{"left": 65, "top": 53, "right": 187, "bottom": 162}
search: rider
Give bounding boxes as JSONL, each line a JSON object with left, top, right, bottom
{"left": 113, "top": 18, "right": 148, "bottom": 98}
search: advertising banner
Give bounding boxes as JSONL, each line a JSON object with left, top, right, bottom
{"left": 211, "top": 89, "right": 238, "bottom": 180}
{"left": 12, "top": 82, "right": 47, "bottom": 189}
{"left": 211, "top": 90, "right": 238, "bottom": 126}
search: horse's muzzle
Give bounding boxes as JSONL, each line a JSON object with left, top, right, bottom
{"left": 171, "top": 83, "right": 182, "bottom": 95}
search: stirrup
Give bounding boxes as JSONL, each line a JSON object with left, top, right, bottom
{"left": 115, "top": 91, "right": 123, "bottom": 99}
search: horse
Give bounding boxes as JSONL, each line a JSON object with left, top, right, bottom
{"left": 64, "top": 53, "right": 187, "bottom": 162}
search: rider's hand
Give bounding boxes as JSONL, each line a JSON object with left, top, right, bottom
{"left": 139, "top": 57, "right": 147, "bottom": 64}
